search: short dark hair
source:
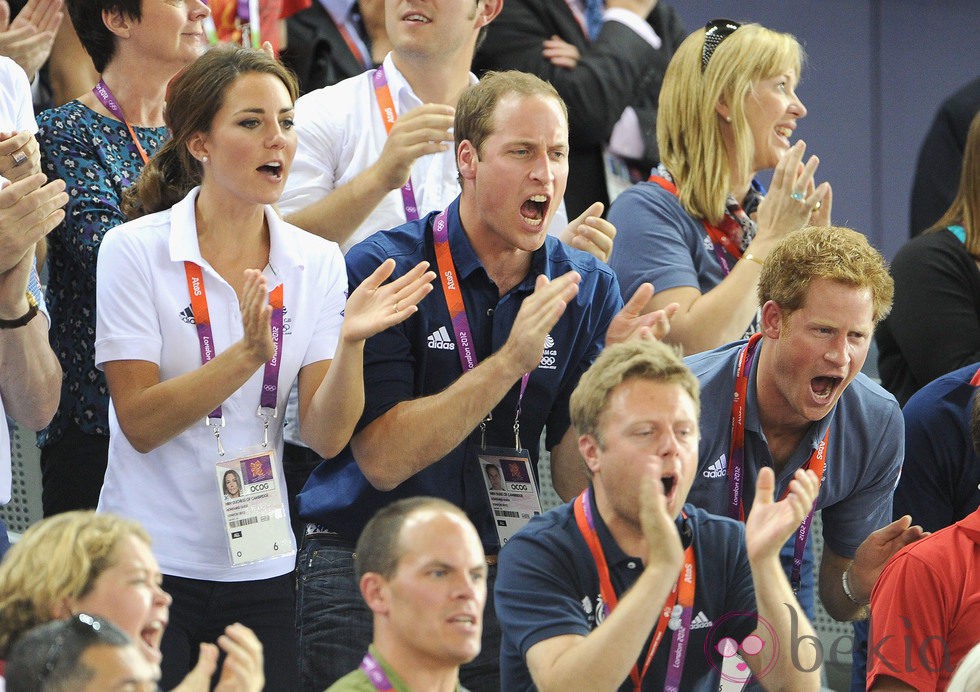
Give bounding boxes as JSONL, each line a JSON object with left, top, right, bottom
{"left": 66, "top": 0, "right": 142, "bottom": 72}
{"left": 355, "top": 497, "right": 468, "bottom": 581}
{"left": 5, "top": 615, "right": 131, "bottom": 692}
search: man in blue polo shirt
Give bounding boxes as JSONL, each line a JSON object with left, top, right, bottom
{"left": 294, "top": 70, "right": 670, "bottom": 691}
{"left": 685, "top": 225, "right": 923, "bottom": 625}
{"left": 496, "top": 339, "right": 822, "bottom": 690}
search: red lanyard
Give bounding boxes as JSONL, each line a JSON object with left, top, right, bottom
{"left": 648, "top": 175, "right": 743, "bottom": 271}
{"left": 574, "top": 489, "right": 695, "bottom": 690}
{"left": 729, "top": 333, "right": 826, "bottom": 590}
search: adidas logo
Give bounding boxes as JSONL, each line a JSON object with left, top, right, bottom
{"left": 691, "top": 611, "right": 713, "bottom": 629}
{"left": 179, "top": 305, "right": 195, "bottom": 324}
{"left": 702, "top": 455, "right": 727, "bottom": 479}
{"left": 427, "top": 326, "right": 456, "bottom": 350}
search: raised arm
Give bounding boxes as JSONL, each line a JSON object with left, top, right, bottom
{"left": 283, "top": 103, "right": 454, "bottom": 245}
{"left": 298, "top": 259, "right": 435, "bottom": 459}
{"left": 742, "top": 467, "right": 821, "bottom": 690}
{"left": 631, "top": 141, "right": 831, "bottom": 353}
{"left": 525, "top": 471, "right": 683, "bottom": 691}
{"left": 351, "top": 270, "right": 581, "bottom": 490}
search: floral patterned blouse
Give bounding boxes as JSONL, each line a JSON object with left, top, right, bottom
{"left": 36, "top": 100, "right": 168, "bottom": 446}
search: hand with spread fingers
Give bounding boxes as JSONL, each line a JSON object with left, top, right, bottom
{"left": 744, "top": 467, "right": 819, "bottom": 563}
{"left": 371, "top": 104, "right": 455, "bottom": 192}
{"left": 560, "top": 200, "right": 615, "bottom": 262}
{"left": 605, "top": 282, "right": 677, "bottom": 345}
{"left": 341, "top": 258, "right": 436, "bottom": 342}
{"left": 0, "top": 0, "right": 63, "bottom": 82}
{"left": 754, "top": 140, "right": 831, "bottom": 249}
{"left": 501, "top": 270, "right": 581, "bottom": 375}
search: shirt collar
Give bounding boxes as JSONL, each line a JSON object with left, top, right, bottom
{"left": 168, "top": 187, "right": 307, "bottom": 275}
{"left": 441, "top": 198, "right": 550, "bottom": 292}
{"left": 319, "top": 0, "right": 356, "bottom": 24}
{"left": 380, "top": 52, "right": 479, "bottom": 115}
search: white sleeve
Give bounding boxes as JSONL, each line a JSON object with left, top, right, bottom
{"left": 278, "top": 89, "right": 344, "bottom": 216}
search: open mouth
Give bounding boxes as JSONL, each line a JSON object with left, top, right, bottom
{"left": 810, "top": 376, "right": 841, "bottom": 402}
{"left": 258, "top": 162, "right": 284, "bottom": 181}
{"left": 661, "top": 474, "right": 676, "bottom": 497}
{"left": 402, "top": 12, "right": 431, "bottom": 22}
{"left": 520, "top": 194, "right": 549, "bottom": 227}
{"left": 138, "top": 621, "right": 165, "bottom": 664}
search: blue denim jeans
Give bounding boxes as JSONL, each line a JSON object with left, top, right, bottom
{"left": 295, "top": 536, "right": 502, "bottom": 692}
{"left": 296, "top": 537, "right": 372, "bottom": 692}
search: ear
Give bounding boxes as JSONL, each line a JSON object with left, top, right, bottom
{"left": 715, "top": 94, "right": 731, "bottom": 123}
{"left": 186, "top": 132, "right": 209, "bottom": 164}
{"left": 360, "top": 573, "right": 390, "bottom": 616}
{"left": 476, "top": 0, "right": 503, "bottom": 28}
{"left": 102, "top": 7, "right": 134, "bottom": 39}
{"left": 457, "top": 140, "right": 478, "bottom": 182}
{"left": 578, "top": 433, "right": 601, "bottom": 476}
{"left": 760, "top": 300, "right": 784, "bottom": 340}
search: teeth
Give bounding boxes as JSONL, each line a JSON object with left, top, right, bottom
{"left": 776, "top": 126, "right": 792, "bottom": 138}
{"left": 405, "top": 13, "right": 429, "bottom": 21}
{"left": 523, "top": 217, "right": 543, "bottom": 227}
{"left": 529, "top": 194, "right": 547, "bottom": 202}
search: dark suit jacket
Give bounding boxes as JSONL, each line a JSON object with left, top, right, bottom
{"left": 281, "top": 3, "right": 369, "bottom": 96}
{"left": 473, "top": 1, "right": 685, "bottom": 217}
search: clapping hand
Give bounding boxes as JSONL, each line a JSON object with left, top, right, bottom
{"left": 341, "top": 259, "right": 436, "bottom": 342}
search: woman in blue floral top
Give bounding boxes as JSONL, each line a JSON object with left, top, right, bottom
{"left": 36, "top": 0, "right": 211, "bottom": 515}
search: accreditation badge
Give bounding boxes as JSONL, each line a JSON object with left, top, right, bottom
{"left": 215, "top": 449, "right": 295, "bottom": 566}
{"left": 479, "top": 447, "right": 543, "bottom": 548}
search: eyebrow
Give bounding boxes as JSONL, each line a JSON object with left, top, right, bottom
{"left": 234, "top": 107, "right": 295, "bottom": 115}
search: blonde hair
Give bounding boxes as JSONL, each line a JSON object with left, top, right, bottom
{"left": 0, "top": 511, "right": 150, "bottom": 656}
{"left": 658, "top": 23, "right": 803, "bottom": 225}
{"left": 928, "top": 111, "right": 980, "bottom": 257}
{"left": 570, "top": 340, "right": 700, "bottom": 448}
{"left": 758, "top": 225, "right": 894, "bottom": 324}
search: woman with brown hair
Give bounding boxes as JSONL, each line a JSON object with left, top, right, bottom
{"left": 876, "top": 110, "right": 980, "bottom": 406}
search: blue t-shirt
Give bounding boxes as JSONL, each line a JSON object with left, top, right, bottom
{"left": 685, "top": 340, "right": 903, "bottom": 597}
{"left": 496, "top": 492, "right": 757, "bottom": 691}
{"left": 296, "top": 198, "right": 623, "bottom": 548}
{"left": 897, "top": 362, "right": 980, "bottom": 531}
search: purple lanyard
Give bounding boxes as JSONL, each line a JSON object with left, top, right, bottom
{"left": 431, "top": 210, "right": 531, "bottom": 447}
{"left": 372, "top": 65, "right": 420, "bottom": 221}
{"left": 92, "top": 80, "right": 150, "bottom": 185}
{"left": 359, "top": 652, "right": 395, "bottom": 691}
{"left": 184, "top": 262, "right": 284, "bottom": 422}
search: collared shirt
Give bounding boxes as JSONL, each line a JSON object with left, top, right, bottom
{"left": 496, "top": 491, "right": 756, "bottom": 691}
{"left": 685, "top": 340, "right": 904, "bottom": 560}
{"left": 280, "top": 54, "right": 568, "bottom": 252}
{"left": 296, "top": 197, "right": 621, "bottom": 549}
{"left": 95, "top": 187, "right": 346, "bottom": 581}
{"left": 280, "top": 54, "right": 472, "bottom": 252}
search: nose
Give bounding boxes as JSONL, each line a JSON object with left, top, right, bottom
{"left": 824, "top": 335, "right": 850, "bottom": 368}
{"left": 529, "top": 150, "right": 555, "bottom": 185}
{"left": 267, "top": 125, "right": 287, "bottom": 150}
{"left": 155, "top": 583, "right": 173, "bottom": 607}
{"left": 788, "top": 90, "right": 807, "bottom": 119}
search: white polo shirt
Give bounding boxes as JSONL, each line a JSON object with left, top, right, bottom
{"left": 95, "top": 188, "right": 346, "bottom": 582}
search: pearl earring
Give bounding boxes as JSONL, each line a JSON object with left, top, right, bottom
{"left": 201, "top": 155, "right": 209, "bottom": 163}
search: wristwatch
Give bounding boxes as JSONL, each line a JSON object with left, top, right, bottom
{"left": 0, "top": 292, "right": 39, "bottom": 329}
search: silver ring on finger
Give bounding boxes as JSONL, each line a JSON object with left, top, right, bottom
{"left": 790, "top": 191, "right": 806, "bottom": 202}
{"left": 11, "top": 151, "right": 27, "bottom": 167}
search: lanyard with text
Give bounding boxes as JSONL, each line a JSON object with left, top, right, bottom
{"left": 728, "top": 332, "right": 827, "bottom": 591}
{"left": 574, "top": 488, "right": 696, "bottom": 692}
{"left": 359, "top": 652, "right": 394, "bottom": 691}
{"left": 648, "top": 174, "right": 742, "bottom": 275}
{"left": 373, "top": 65, "right": 421, "bottom": 222}
{"left": 92, "top": 80, "right": 149, "bottom": 182}
{"left": 432, "top": 209, "right": 530, "bottom": 448}
{"left": 184, "top": 262, "right": 285, "bottom": 454}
